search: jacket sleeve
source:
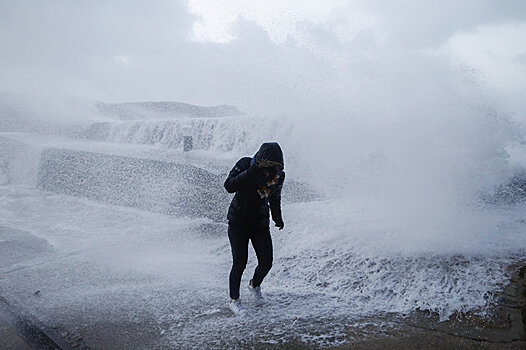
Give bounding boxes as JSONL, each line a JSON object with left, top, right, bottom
{"left": 269, "top": 172, "right": 285, "bottom": 223}
{"left": 224, "top": 159, "right": 253, "bottom": 193}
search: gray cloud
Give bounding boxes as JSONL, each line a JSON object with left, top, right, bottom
{"left": 346, "top": 0, "right": 526, "bottom": 48}
{"left": 513, "top": 52, "right": 526, "bottom": 65}
{"left": 0, "top": 0, "right": 194, "bottom": 101}
{"left": 0, "top": 0, "right": 525, "bottom": 115}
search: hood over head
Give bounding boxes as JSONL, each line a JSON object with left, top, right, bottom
{"left": 252, "top": 142, "right": 284, "bottom": 171}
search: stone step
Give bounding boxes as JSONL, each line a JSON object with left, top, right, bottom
{"left": 0, "top": 133, "right": 317, "bottom": 222}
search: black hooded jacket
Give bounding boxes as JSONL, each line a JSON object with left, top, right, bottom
{"left": 224, "top": 143, "right": 285, "bottom": 228}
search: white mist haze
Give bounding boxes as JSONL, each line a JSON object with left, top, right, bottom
{"left": 1, "top": 0, "right": 525, "bottom": 113}
{"left": 1, "top": 0, "right": 525, "bottom": 249}
{"left": 1, "top": 2, "right": 526, "bottom": 341}
{"left": 1, "top": 0, "right": 525, "bottom": 247}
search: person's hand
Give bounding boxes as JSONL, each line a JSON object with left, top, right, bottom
{"left": 253, "top": 169, "right": 269, "bottom": 188}
{"left": 274, "top": 219, "right": 284, "bottom": 230}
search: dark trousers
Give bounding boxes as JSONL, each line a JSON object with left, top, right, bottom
{"left": 228, "top": 225, "right": 273, "bottom": 300}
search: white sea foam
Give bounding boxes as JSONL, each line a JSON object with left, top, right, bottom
{"left": 1, "top": 44, "right": 526, "bottom": 348}
{"left": 1, "top": 88, "right": 526, "bottom": 330}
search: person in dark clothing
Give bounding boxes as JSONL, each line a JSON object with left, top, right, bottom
{"left": 224, "top": 142, "right": 285, "bottom": 315}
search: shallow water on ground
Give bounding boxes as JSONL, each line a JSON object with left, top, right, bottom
{"left": 1, "top": 185, "right": 525, "bottom": 348}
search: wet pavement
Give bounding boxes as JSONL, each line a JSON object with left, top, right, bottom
{"left": 0, "top": 317, "right": 34, "bottom": 350}
{"left": 1, "top": 220, "right": 525, "bottom": 349}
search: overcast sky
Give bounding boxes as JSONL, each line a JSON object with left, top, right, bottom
{"left": 0, "top": 0, "right": 525, "bottom": 117}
